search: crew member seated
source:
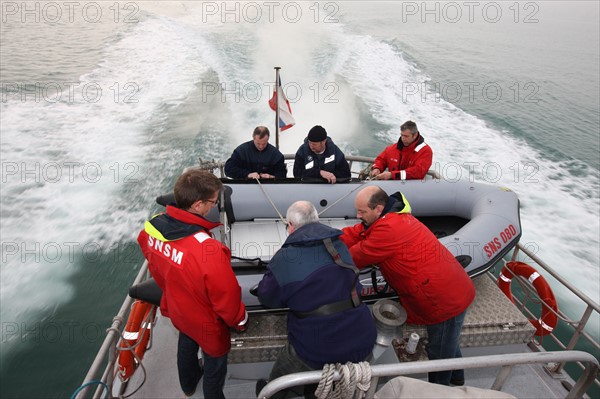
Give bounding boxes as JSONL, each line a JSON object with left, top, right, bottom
{"left": 370, "top": 120, "right": 433, "bottom": 180}
{"left": 293, "top": 125, "right": 351, "bottom": 184}
{"left": 224, "top": 126, "right": 287, "bottom": 179}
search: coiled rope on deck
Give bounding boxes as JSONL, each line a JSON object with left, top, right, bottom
{"left": 315, "top": 362, "right": 372, "bottom": 399}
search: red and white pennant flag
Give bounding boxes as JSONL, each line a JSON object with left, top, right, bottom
{"left": 269, "top": 76, "right": 295, "bottom": 131}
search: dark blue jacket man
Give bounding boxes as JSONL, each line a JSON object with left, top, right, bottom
{"left": 256, "top": 201, "right": 376, "bottom": 397}
{"left": 225, "top": 126, "right": 286, "bottom": 179}
{"left": 293, "top": 125, "right": 351, "bottom": 183}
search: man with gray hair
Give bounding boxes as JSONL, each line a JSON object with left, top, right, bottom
{"left": 370, "top": 120, "right": 433, "bottom": 180}
{"left": 256, "top": 201, "right": 376, "bottom": 398}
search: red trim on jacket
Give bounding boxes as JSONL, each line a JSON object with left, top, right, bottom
{"left": 341, "top": 213, "right": 475, "bottom": 325}
{"left": 372, "top": 134, "right": 433, "bottom": 180}
{"left": 138, "top": 206, "right": 246, "bottom": 357}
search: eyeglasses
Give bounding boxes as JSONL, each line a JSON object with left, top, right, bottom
{"left": 203, "top": 198, "right": 218, "bottom": 206}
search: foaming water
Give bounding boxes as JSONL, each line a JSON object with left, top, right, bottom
{"left": 0, "top": 2, "right": 598, "bottom": 397}
{"left": 0, "top": 13, "right": 218, "bottom": 358}
{"left": 327, "top": 29, "right": 599, "bottom": 332}
{"left": 332, "top": 28, "right": 600, "bottom": 288}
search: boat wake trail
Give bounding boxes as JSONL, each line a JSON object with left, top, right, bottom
{"left": 0, "top": 12, "right": 224, "bottom": 358}
{"left": 1, "top": 0, "right": 597, "bottom": 361}
{"left": 329, "top": 29, "right": 599, "bottom": 320}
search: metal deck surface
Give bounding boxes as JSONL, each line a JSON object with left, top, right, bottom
{"left": 116, "top": 274, "right": 575, "bottom": 399}
{"left": 226, "top": 273, "right": 535, "bottom": 365}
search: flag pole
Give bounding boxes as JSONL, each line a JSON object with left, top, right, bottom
{"left": 274, "top": 66, "right": 281, "bottom": 149}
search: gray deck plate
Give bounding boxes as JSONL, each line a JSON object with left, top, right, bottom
{"left": 229, "top": 273, "right": 536, "bottom": 363}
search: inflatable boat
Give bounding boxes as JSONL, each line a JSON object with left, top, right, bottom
{"left": 156, "top": 170, "right": 521, "bottom": 307}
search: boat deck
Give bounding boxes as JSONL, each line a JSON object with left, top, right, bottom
{"left": 118, "top": 274, "right": 581, "bottom": 398}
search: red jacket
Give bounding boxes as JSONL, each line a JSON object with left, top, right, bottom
{"left": 372, "top": 134, "right": 433, "bottom": 180}
{"left": 137, "top": 206, "right": 246, "bottom": 357}
{"left": 341, "top": 198, "right": 475, "bottom": 325}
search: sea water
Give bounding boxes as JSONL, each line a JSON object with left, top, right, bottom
{"left": 1, "top": 2, "right": 598, "bottom": 398}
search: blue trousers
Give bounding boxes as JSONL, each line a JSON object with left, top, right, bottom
{"left": 425, "top": 310, "right": 466, "bottom": 385}
{"left": 177, "top": 332, "right": 227, "bottom": 399}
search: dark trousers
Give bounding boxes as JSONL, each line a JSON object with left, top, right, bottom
{"left": 267, "top": 344, "right": 373, "bottom": 398}
{"left": 177, "top": 332, "right": 227, "bottom": 399}
{"left": 425, "top": 310, "right": 467, "bottom": 385}
{"left": 268, "top": 343, "right": 317, "bottom": 399}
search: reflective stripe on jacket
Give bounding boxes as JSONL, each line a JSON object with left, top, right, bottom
{"left": 372, "top": 134, "right": 433, "bottom": 180}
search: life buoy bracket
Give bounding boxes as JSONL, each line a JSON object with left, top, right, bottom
{"left": 117, "top": 300, "right": 156, "bottom": 381}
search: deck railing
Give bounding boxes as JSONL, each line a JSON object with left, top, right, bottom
{"left": 257, "top": 350, "right": 599, "bottom": 399}
{"left": 203, "top": 154, "right": 442, "bottom": 180}
{"left": 489, "top": 243, "right": 600, "bottom": 391}
{"left": 74, "top": 261, "right": 150, "bottom": 399}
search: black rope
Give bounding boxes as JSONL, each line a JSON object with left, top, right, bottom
{"left": 231, "top": 255, "right": 267, "bottom": 267}
{"left": 370, "top": 267, "right": 389, "bottom": 297}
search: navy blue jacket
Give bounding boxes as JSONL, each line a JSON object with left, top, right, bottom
{"left": 257, "top": 223, "right": 376, "bottom": 368}
{"left": 293, "top": 138, "right": 351, "bottom": 179}
{"left": 224, "top": 141, "right": 286, "bottom": 178}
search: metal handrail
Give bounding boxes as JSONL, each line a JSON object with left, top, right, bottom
{"left": 258, "top": 350, "right": 599, "bottom": 399}
{"left": 504, "top": 288, "right": 600, "bottom": 389}
{"left": 226, "top": 154, "right": 441, "bottom": 179}
{"left": 509, "top": 244, "right": 600, "bottom": 379}
{"left": 282, "top": 154, "right": 376, "bottom": 164}
{"left": 512, "top": 245, "right": 600, "bottom": 314}
{"left": 75, "top": 261, "right": 150, "bottom": 399}
{"left": 502, "top": 276, "right": 599, "bottom": 352}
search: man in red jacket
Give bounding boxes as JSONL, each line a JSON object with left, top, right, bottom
{"left": 138, "top": 170, "right": 247, "bottom": 398}
{"left": 370, "top": 120, "right": 433, "bottom": 180}
{"left": 341, "top": 186, "right": 475, "bottom": 386}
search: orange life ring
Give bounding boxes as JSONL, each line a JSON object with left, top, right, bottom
{"left": 498, "top": 261, "right": 558, "bottom": 336}
{"left": 117, "top": 300, "right": 156, "bottom": 381}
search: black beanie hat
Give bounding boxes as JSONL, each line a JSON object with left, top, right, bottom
{"left": 307, "top": 125, "right": 327, "bottom": 142}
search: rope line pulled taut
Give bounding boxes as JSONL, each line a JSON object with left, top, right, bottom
{"left": 318, "top": 181, "right": 368, "bottom": 217}
{"left": 254, "top": 177, "right": 286, "bottom": 224}
{"left": 255, "top": 174, "right": 370, "bottom": 221}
